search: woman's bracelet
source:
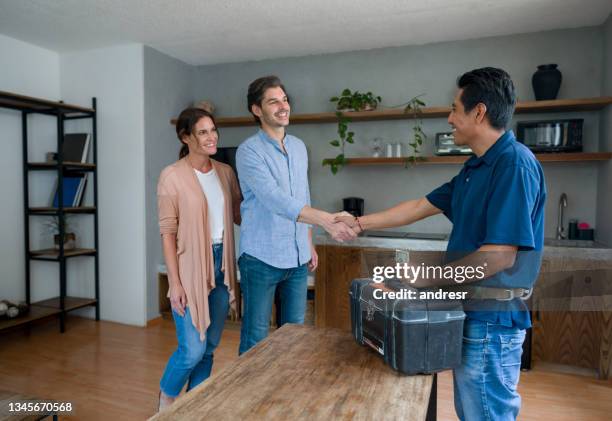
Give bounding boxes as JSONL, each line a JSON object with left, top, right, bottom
{"left": 355, "top": 216, "right": 364, "bottom": 232}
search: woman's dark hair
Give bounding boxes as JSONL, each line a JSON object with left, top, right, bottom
{"left": 457, "top": 67, "right": 516, "bottom": 130}
{"left": 175, "top": 108, "right": 218, "bottom": 159}
{"left": 247, "top": 75, "right": 289, "bottom": 125}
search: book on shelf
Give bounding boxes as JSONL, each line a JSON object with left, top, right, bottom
{"left": 51, "top": 173, "right": 88, "bottom": 207}
{"left": 62, "top": 133, "right": 90, "bottom": 163}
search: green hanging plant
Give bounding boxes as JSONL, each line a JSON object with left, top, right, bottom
{"left": 402, "top": 94, "right": 427, "bottom": 165}
{"left": 322, "top": 111, "right": 353, "bottom": 174}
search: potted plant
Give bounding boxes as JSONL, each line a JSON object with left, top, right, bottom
{"left": 330, "top": 89, "right": 382, "bottom": 112}
{"left": 44, "top": 216, "right": 76, "bottom": 250}
{"left": 323, "top": 89, "right": 383, "bottom": 175}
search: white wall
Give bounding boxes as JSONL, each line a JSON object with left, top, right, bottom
{"left": 0, "top": 34, "right": 60, "bottom": 303}
{"left": 60, "top": 44, "right": 147, "bottom": 326}
{"left": 143, "top": 46, "right": 195, "bottom": 320}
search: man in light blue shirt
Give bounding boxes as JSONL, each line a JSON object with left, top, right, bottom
{"left": 236, "top": 75, "right": 356, "bottom": 354}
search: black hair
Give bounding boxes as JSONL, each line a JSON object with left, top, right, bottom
{"left": 247, "top": 75, "right": 289, "bottom": 125}
{"left": 175, "top": 108, "right": 218, "bottom": 159}
{"left": 457, "top": 67, "right": 516, "bottom": 130}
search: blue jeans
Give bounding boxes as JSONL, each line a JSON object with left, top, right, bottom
{"left": 160, "top": 244, "right": 229, "bottom": 397}
{"left": 238, "top": 253, "right": 307, "bottom": 355}
{"left": 453, "top": 319, "right": 526, "bottom": 421}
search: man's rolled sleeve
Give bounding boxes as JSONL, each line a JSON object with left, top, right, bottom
{"left": 236, "top": 145, "right": 306, "bottom": 221}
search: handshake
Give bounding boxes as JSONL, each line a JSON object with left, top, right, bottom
{"left": 322, "top": 211, "right": 365, "bottom": 242}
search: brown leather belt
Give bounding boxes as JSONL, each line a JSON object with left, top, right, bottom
{"left": 444, "top": 286, "right": 532, "bottom": 301}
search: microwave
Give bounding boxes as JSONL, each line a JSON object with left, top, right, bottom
{"left": 516, "top": 119, "right": 583, "bottom": 152}
{"left": 434, "top": 132, "right": 473, "bottom": 155}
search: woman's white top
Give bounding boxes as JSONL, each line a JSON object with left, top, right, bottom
{"left": 194, "top": 168, "right": 225, "bottom": 244}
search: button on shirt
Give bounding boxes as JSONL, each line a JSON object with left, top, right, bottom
{"left": 236, "top": 129, "right": 312, "bottom": 269}
{"left": 426, "top": 130, "right": 547, "bottom": 329}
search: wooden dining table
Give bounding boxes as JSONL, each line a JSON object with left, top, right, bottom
{"left": 151, "top": 324, "right": 435, "bottom": 421}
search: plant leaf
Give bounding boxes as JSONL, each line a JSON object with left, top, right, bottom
{"left": 330, "top": 140, "right": 340, "bottom": 147}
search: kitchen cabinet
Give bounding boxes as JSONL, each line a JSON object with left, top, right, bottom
{"left": 314, "top": 244, "right": 397, "bottom": 330}
{"left": 531, "top": 258, "right": 612, "bottom": 379}
{"left": 315, "top": 241, "right": 612, "bottom": 379}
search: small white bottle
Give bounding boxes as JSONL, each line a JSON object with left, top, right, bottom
{"left": 395, "top": 142, "right": 403, "bottom": 157}
{"left": 386, "top": 143, "right": 394, "bottom": 157}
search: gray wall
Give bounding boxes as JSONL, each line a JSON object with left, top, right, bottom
{"left": 596, "top": 14, "right": 612, "bottom": 245}
{"left": 144, "top": 46, "right": 195, "bottom": 320}
{"left": 193, "top": 26, "right": 606, "bottom": 239}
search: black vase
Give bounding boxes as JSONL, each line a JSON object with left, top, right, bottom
{"left": 532, "top": 64, "right": 562, "bottom": 100}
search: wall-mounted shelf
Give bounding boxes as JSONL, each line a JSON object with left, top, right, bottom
{"left": 326, "top": 152, "right": 612, "bottom": 166}
{"left": 170, "top": 97, "right": 612, "bottom": 128}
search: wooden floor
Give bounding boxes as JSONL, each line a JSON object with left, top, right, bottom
{"left": 1, "top": 316, "right": 611, "bottom": 420}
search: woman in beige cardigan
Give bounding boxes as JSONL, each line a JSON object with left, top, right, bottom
{"left": 157, "top": 108, "right": 241, "bottom": 409}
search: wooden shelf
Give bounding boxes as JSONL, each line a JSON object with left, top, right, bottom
{"left": 34, "top": 296, "right": 97, "bottom": 312}
{"left": 29, "top": 206, "right": 96, "bottom": 215}
{"left": 27, "top": 161, "right": 96, "bottom": 171}
{"left": 171, "top": 97, "right": 612, "bottom": 127}
{"left": 29, "top": 248, "right": 97, "bottom": 260}
{"left": 0, "top": 305, "right": 61, "bottom": 332}
{"left": 331, "top": 152, "right": 612, "bottom": 166}
{"left": 0, "top": 90, "right": 94, "bottom": 114}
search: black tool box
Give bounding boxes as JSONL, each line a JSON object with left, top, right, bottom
{"left": 350, "top": 278, "right": 465, "bottom": 375}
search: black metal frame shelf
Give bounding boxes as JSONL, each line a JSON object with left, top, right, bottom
{"left": 0, "top": 90, "right": 95, "bottom": 115}
{"left": 34, "top": 296, "right": 98, "bottom": 313}
{"left": 27, "top": 161, "right": 96, "bottom": 171}
{"left": 28, "top": 206, "right": 97, "bottom": 215}
{"left": 0, "top": 90, "right": 99, "bottom": 334}
{"left": 29, "top": 248, "right": 98, "bottom": 261}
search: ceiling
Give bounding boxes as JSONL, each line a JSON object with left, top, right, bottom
{"left": 0, "top": 0, "right": 611, "bottom": 66}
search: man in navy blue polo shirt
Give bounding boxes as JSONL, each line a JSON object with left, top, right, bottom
{"left": 337, "top": 67, "right": 546, "bottom": 420}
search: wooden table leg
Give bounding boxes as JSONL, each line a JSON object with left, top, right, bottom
{"left": 425, "top": 373, "right": 437, "bottom": 421}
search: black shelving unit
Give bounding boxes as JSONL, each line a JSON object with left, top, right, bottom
{"left": 0, "top": 90, "right": 99, "bottom": 333}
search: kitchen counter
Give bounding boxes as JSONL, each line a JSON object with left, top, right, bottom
{"left": 313, "top": 231, "right": 612, "bottom": 379}
{"left": 314, "top": 232, "right": 612, "bottom": 261}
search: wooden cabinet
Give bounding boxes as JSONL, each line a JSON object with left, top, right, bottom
{"left": 315, "top": 244, "right": 612, "bottom": 379}
{"left": 530, "top": 258, "right": 612, "bottom": 378}
{"left": 314, "top": 245, "right": 397, "bottom": 330}
{"left": 314, "top": 245, "right": 362, "bottom": 330}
